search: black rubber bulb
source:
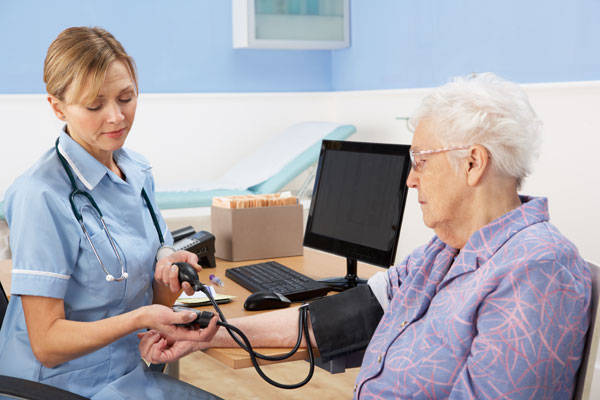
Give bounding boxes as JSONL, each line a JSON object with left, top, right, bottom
{"left": 174, "top": 262, "right": 202, "bottom": 292}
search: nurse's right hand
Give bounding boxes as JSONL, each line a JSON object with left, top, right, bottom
{"left": 137, "top": 304, "right": 220, "bottom": 342}
{"left": 155, "top": 251, "right": 201, "bottom": 296}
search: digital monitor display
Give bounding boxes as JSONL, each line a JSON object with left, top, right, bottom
{"left": 304, "top": 140, "right": 411, "bottom": 268}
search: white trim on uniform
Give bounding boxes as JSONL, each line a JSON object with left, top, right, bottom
{"left": 12, "top": 269, "right": 70, "bottom": 280}
{"left": 57, "top": 142, "right": 94, "bottom": 190}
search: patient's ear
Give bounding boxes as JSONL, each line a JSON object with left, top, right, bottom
{"left": 47, "top": 95, "right": 66, "bottom": 121}
{"left": 465, "top": 145, "right": 489, "bottom": 186}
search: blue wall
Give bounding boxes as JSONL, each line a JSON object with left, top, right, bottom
{"left": 1, "top": 0, "right": 598, "bottom": 94}
{"left": 0, "top": 0, "right": 332, "bottom": 93}
{"left": 332, "top": 0, "right": 600, "bottom": 90}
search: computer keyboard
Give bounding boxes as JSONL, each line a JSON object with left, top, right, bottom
{"left": 225, "top": 261, "right": 331, "bottom": 302}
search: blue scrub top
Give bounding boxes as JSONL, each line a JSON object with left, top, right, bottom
{"left": 0, "top": 130, "right": 214, "bottom": 399}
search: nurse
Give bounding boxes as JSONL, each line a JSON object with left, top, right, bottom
{"left": 0, "top": 27, "right": 221, "bottom": 399}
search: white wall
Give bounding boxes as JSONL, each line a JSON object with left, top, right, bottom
{"left": 0, "top": 92, "right": 336, "bottom": 195}
{"left": 1, "top": 81, "right": 599, "bottom": 265}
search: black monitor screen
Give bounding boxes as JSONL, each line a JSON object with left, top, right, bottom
{"left": 304, "top": 140, "right": 411, "bottom": 268}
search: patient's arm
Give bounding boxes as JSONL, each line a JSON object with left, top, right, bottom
{"left": 209, "top": 281, "right": 383, "bottom": 352}
{"left": 138, "top": 306, "right": 313, "bottom": 364}
{"left": 211, "top": 306, "right": 316, "bottom": 347}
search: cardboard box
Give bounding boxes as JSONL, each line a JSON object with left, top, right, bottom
{"left": 211, "top": 204, "right": 304, "bottom": 261}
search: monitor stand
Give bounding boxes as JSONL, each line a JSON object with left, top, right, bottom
{"left": 320, "top": 258, "right": 368, "bottom": 292}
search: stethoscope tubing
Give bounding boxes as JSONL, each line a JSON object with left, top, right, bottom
{"left": 55, "top": 137, "right": 164, "bottom": 282}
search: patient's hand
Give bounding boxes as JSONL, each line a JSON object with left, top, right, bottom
{"left": 138, "top": 327, "right": 216, "bottom": 364}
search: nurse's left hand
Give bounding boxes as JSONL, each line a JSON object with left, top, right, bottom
{"left": 138, "top": 331, "right": 208, "bottom": 364}
{"left": 155, "top": 250, "right": 202, "bottom": 296}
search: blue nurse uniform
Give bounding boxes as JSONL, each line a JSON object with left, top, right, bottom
{"left": 0, "top": 130, "right": 219, "bottom": 399}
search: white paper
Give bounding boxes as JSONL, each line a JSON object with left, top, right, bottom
{"left": 175, "top": 285, "right": 215, "bottom": 305}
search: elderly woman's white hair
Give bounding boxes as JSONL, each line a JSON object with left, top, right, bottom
{"left": 410, "top": 73, "right": 543, "bottom": 189}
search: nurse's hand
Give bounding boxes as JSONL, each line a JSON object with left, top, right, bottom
{"left": 155, "top": 250, "right": 202, "bottom": 296}
{"left": 139, "top": 304, "right": 220, "bottom": 342}
{"left": 138, "top": 331, "right": 207, "bottom": 364}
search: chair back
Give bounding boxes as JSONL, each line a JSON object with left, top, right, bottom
{"left": 574, "top": 261, "right": 600, "bottom": 400}
{"left": 0, "top": 280, "right": 7, "bottom": 330}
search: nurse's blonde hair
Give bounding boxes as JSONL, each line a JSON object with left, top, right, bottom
{"left": 44, "top": 26, "right": 138, "bottom": 106}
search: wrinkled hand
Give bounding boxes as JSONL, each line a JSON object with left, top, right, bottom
{"left": 155, "top": 250, "right": 202, "bottom": 296}
{"left": 138, "top": 324, "right": 218, "bottom": 364}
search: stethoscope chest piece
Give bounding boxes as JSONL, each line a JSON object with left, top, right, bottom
{"left": 156, "top": 245, "right": 176, "bottom": 261}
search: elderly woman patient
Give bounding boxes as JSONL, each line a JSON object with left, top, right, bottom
{"left": 140, "top": 73, "right": 591, "bottom": 399}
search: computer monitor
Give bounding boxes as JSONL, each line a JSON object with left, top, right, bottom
{"left": 303, "top": 140, "right": 412, "bottom": 291}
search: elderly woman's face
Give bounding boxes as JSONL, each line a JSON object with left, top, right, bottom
{"left": 59, "top": 60, "right": 137, "bottom": 162}
{"left": 406, "top": 119, "right": 470, "bottom": 243}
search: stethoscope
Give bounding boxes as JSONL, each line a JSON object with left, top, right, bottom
{"left": 55, "top": 137, "right": 174, "bottom": 282}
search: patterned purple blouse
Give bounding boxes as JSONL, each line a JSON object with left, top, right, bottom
{"left": 355, "top": 196, "right": 591, "bottom": 399}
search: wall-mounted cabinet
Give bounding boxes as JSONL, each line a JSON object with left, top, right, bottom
{"left": 233, "top": 0, "right": 350, "bottom": 50}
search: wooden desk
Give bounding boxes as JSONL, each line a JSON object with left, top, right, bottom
{"left": 200, "top": 249, "right": 381, "bottom": 369}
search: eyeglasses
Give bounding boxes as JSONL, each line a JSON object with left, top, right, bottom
{"left": 409, "top": 145, "right": 471, "bottom": 172}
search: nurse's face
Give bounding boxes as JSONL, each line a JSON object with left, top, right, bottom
{"left": 49, "top": 60, "right": 137, "bottom": 164}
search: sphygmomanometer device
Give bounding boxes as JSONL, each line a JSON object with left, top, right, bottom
{"left": 172, "top": 262, "right": 315, "bottom": 389}
{"left": 172, "top": 306, "right": 215, "bottom": 328}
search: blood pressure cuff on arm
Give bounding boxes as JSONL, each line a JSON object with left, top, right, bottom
{"left": 308, "top": 284, "right": 384, "bottom": 361}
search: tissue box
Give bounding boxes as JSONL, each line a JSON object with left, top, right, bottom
{"left": 211, "top": 204, "right": 304, "bottom": 261}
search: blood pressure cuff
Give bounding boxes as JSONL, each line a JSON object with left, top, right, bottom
{"left": 308, "top": 284, "right": 384, "bottom": 362}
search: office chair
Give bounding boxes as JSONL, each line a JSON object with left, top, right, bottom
{"left": 0, "top": 277, "right": 6, "bottom": 331}
{"left": 573, "top": 261, "right": 600, "bottom": 400}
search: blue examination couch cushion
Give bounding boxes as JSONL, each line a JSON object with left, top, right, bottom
{"left": 154, "top": 189, "right": 253, "bottom": 210}
{"left": 248, "top": 124, "right": 356, "bottom": 194}
{"left": 155, "top": 123, "right": 356, "bottom": 210}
